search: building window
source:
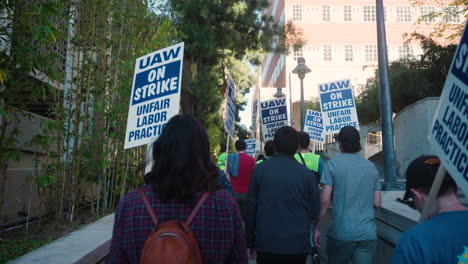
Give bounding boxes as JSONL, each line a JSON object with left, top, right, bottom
{"left": 444, "top": 6, "right": 460, "bottom": 23}
{"left": 323, "top": 45, "right": 332, "bottom": 61}
{"left": 399, "top": 45, "right": 414, "bottom": 59}
{"left": 345, "top": 45, "right": 353, "bottom": 62}
{"left": 323, "top": 6, "right": 330, "bottom": 21}
{"left": 420, "top": 6, "right": 436, "bottom": 23}
{"left": 363, "top": 6, "right": 376, "bottom": 22}
{"left": 344, "top": 5, "right": 352, "bottom": 21}
{"left": 293, "top": 5, "right": 302, "bottom": 21}
{"left": 384, "top": 6, "right": 387, "bottom": 21}
{"left": 397, "top": 6, "right": 412, "bottom": 22}
{"left": 294, "top": 46, "right": 303, "bottom": 61}
{"left": 365, "top": 45, "right": 377, "bottom": 62}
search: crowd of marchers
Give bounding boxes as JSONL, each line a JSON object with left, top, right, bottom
{"left": 106, "top": 114, "right": 468, "bottom": 264}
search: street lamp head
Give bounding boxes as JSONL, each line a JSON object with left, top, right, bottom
{"left": 292, "top": 57, "right": 311, "bottom": 79}
{"left": 273, "top": 87, "right": 286, "bottom": 98}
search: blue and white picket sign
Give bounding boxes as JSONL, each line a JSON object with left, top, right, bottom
{"left": 260, "top": 98, "right": 288, "bottom": 141}
{"left": 304, "top": 109, "right": 324, "bottom": 143}
{"left": 245, "top": 139, "right": 258, "bottom": 157}
{"left": 124, "top": 42, "right": 184, "bottom": 149}
{"left": 429, "top": 21, "right": 468, "bottom": 196}
{"left": 224, "top": 77, "right": 236, "bottom": 137}
{"left": 318, "top": 78, "right": 359, "bottom": 135}
{"left": 252, "top": 99, "right": 258, "bottom": 134}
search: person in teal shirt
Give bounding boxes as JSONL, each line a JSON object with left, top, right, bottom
{"left": 255, "top": 140, "right": 275, "bottom": 165}
{"left": 392, "top": 155, "right": 468, "bottom": 264}
{"left": 294, "top": 132, "right": 323, "bottom": 180}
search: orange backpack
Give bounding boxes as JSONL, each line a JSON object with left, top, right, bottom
{"left": 138, "top": 189, "right": 209, "bottom": 264}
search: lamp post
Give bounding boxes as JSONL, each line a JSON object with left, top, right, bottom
{"left": 376, "top": 0, "right": 398, "bottom": 189}
{"left": 292, "top": 57, "right": 311, "bottom": 131}
{"left": 273, "top": 87, "right": 286, "bottom": 98}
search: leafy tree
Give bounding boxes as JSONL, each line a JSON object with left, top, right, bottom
{"left": 0, "top": 0, "right": 63, "bottom": 219}
{"left": 412, "top": 0, "right": 467, "bottom": 40}
{"left": 356, "top": 34, "right": 457, "bottom": 124}
{"left": 163, "top": 0, "right": 302, "bottom": 137}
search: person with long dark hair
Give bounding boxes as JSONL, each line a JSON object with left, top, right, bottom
{"left": 107, "top": 114, "right": 247, "bottom": 263}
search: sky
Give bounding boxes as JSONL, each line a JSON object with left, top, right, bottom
{"left": 239, "top": 90, "right": 254, "bottom": 130}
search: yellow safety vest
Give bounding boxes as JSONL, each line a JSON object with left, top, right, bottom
{"left": 217, "top": 152, "right": 227, "bottom": 170}
{"left": 294, "top": 152, "right": 320, "bottom": 172}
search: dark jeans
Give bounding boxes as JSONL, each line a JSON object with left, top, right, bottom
{"left": 257, "top": 252, "right": 308, "bottom": 264}
{"left": 326, "top": 237, "right": 377, "bottom": 264}
{"left": 234, "top": 193, "right": 248, "bottom": 222}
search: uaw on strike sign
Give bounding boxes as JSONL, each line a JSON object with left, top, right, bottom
{"left": 304, "top": 110, "right": 324, "bottom": 143}
{"left": 429, "top": 21, "right": 468, "bottom": 195}
{"left": 319, "top": 79, "right": 359, "bottom": 135}
{"left": 124, "top": 42, "right": 184, "bottom": 149}
{"left": 260, "top": 98, "right": 288, "bottom": 141}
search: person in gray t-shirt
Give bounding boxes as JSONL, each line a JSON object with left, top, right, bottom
{"left": 313, "top": 126, "right": 382, "bottom": 264}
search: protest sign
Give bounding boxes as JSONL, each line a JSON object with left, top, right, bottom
{"left": 429, "top": 21, "right": 468, "bottom": 196}
{"left": 252, "top": 99, "right": 258, "bottom": 134}
{"left": 318, "top": 79, "right": 359, "bottom": 135}
{"left": 124, "top": 42, "right": 184, "bottom": 149}
{"left": 304, "top": 110, "right": 325, "bottom": 143}
{"left": 260, "top": 98, "right": 288, "bottom": 141}
{"left": 245, "top": 139, "right": 258, "bottom": 157}
{"left": 224, "top": 77, "right": 236, "bottom": 137}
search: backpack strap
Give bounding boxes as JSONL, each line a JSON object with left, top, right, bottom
{"left": 139, "top": 188, "right": 158, "bottom": 227}
{"left": 185, "top": 192, "right": 209, "bottom": 226}
{"left": 297, "top": 152, "right": 307, "bottom": 166}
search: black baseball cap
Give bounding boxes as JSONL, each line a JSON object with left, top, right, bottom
{"left": 334, "top": 126, "right": 360, "bottom": 143}
{"left": 405, "top": 155, "right": 457, "bottom": 199}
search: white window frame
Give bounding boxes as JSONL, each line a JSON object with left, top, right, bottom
{"left": 444, "top": 6, "right": 460, "bottom": 23}
{"left": 294, "top": 46, "right": 303, "bottom": 61}
{"left": 323, "top": 5, "right": 331, "bottom": 22}
{"left": 420, "top": 6, "right": 436, "bottom": 23}
{"left": 345, "top": 45, "right": 353, "bottom": 62}
{"left": 344, "top": 5, "right": 352, "bottom": 21}
{"left": 397, "top": 6, "right": 412, "bottom": 22}
{"left": 293, "top": 5, "right": 302, "bottom": 21}
{"left": 365, "top": 45, "right": 377, "bottom": 63}
{"left": 323, "top": 45, "right": 332, "bottom": 61}
{"left": 399, "top": 45, "right": 414, "bottom": 60}
{"left": 363, "top": 6, "right": 376, "bottom": 22}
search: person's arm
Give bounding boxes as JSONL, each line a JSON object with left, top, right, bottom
{"left": 106, "top": 200, "right": 128, "bottom": 264}
{"left": 374, "top": 190, "right": 382, "bottom": 208}
{"left": 313, "top": 185, "right": 332, "bottom": 249}
{"left": 245, "top": 166, "right": 260, "bottom": 249}
{"left": 373, "top": 165, "right": 382, "bottom": 208}
{"left": 231, "top": 199, "right": 248, "bottom": 263}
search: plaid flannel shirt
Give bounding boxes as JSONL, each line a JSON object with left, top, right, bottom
{"left": 106, "top": 185, "right": 247, "bottom": 264}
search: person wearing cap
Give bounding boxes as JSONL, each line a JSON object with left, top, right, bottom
{"left": 313, "top": 126, "right": 382, "bottom": 264}
{"left": 294, "top": 131, "right": 324, "bottom": 182}
{"left": 392, "top": 155, "right": 468, "bottom": 264}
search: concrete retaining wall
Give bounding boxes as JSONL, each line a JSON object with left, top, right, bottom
{"left": 394, "top": 97, "right": 440, "bottom": 178}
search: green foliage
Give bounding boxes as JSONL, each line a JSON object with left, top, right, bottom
{"left": 162, "top": 0, "right": 301, "bottom": 150}
{"left": 356, "top": 34, "right": 457, "bottom": 124}
{"left": 0, "top": 236, "right": 52, "bottom": 264}
{"left": 412, "top": 0, "right": 467, "bottom": 40}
